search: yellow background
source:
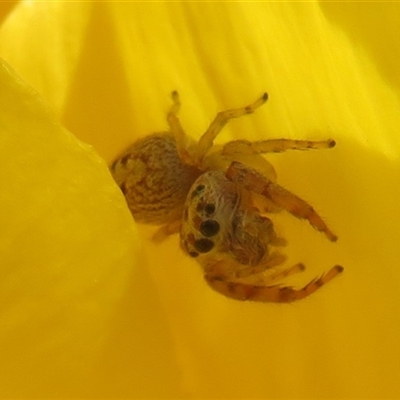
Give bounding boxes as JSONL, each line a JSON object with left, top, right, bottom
{"left": 0, "top": 2, "right": 399, "bottom": 398}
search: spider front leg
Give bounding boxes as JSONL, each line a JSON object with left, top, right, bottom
{"left": 226, "top": 161, "right": 338, "bottom": 242}
{"left": 232, "top": 252, "right": 287, "bottom": 279}
{"left": 266, "top": 262, "right": 306, "bottom": 282}
{"left": 205, "top": 264, "right": 343, "bottom": 303}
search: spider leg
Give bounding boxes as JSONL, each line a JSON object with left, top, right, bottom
{"left": 234, "top": 252, "right": 287, "bottom": 279}
{"left": 222, "top": 138, "right": 335, "bottom": 156}
{"left": 266, "top": 262, "right": 305, "bottom": 282}
{"left": 167, "top": 91, "right": 196, "bottom": 165}
{"left": 196, "top": 93, "right": 268, "bottom": 163}
{"left": 205, "top": 265, "right": 343, "bottom": 303}
{"left": 201, "top": 253, "right": 286, "bottom": 286}
{"left": 226, "top": 161, "right": 338, "bottom": 242}
{"left": 238, "top": 262, "right": 306, "bottom": 286}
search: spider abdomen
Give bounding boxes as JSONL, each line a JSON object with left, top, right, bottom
{"left": 111, "top": 133, "right": 201, "bottom": 224}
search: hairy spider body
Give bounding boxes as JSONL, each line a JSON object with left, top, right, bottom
{"left": 111, "top": 91, "right": 343, "bottom": 302}
{"left": 111, "top": 133, "right": 201, "bottom": 224}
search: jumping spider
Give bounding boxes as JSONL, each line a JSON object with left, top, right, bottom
{"left": 111, "top": 91, "right": 343, "bottom": 303}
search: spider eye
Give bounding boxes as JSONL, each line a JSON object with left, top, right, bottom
{"left": 196, "top": 184, "right": 205, "bottom": 192}
{"left": 194, "top": 238, "right": 214, "bottom": 253}
{"left": 199, "top": 220, "right": 220, "bottom": 237}
{"left": 191, "top": 184, "right": 205, "bottom": 198}
{"left": 204, "top": 203, "right": 215, "bottom": 215}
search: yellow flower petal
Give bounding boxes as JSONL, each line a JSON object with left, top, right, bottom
{"left": 0, "top": 58, "right": 182, "bottom": 397}
{"left": 1, "top": 2, "right": 400, "bottom": 398}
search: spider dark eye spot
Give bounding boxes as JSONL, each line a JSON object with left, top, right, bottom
{"left": 188, "top": 251, "right": 199, "bottom": 258}
{"left": 194, "top": 238, "right": 214, "bottom": 253}
{"left": 204, "top": 203, "right": 215, "bottom": 215}
{"left": 199, "top": 220, "right": 220, "bottom": 237}
{"left": 191, "top": 184, "right": 205, "bottom": 199}
{"left": 120, "top": 154, "right": 132, "bottom": 165}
